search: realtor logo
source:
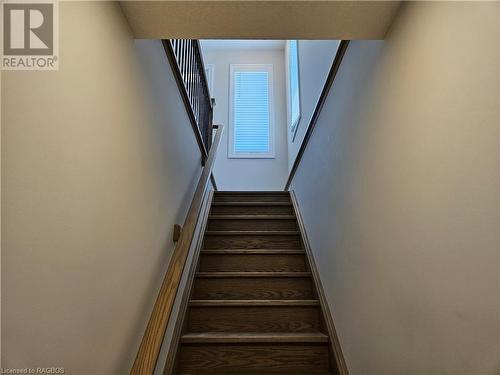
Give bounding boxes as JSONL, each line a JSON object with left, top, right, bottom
{"left": 1, "top": 0, "right": 59, "bottom": 70}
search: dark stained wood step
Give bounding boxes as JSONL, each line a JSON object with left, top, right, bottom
{"left": 189, "top": 300, "right": 319, "bottom": 307}
{"left": 213, "top": 193, "right": 291, "bottom": 203}
{"left": 206, "top": 230, "right": 300, "bottom": 235}
{"left": 200, "top": 249, "right": 305, "bottom": 254}
{"left": 208, "top": 218, "right": 298, "bottom": 231}
{"left": 179, "top": 374, "right": 331, "bottom": 375}
{"left": 187, "top": 305, "right": 321, "bottom": 333}
{"left": 212, "top": 198, "right": 292, "bottom": 203}
{"left": 203, "top": 233, "right": 302, "bottom": 250}
{"left": 178, "top": 343, "right": 329, "bottom": 373}
{"left": 215, "top": 191, "right": 290, "bottom": 193}
{"left": 212, "top": 202, "right": 292, "bottom": 206}
{"left": 199, "top": 253, "right": 307, "bottom": 272}
{"left": 167, "top": 191, "right": 337, "bottom": 375}
{"left": 196, "top": 272, "right": 311, "bottom": 278}
{"left": 180, "top": 332, "right": 329, "bottom": 344}
{"left": 192, "top": 276, "right": 315, "bottom": 300}
{"left": 209, "top": 215, "right": 296, "bottom": 219}
{"left": 210, "top": 203, "right": 294, "bottom": 215}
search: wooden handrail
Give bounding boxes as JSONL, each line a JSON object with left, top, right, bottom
{"left": 284, "top": 40, "right": 350, "bottom": 190}
{"left": 161, "top": 187, "right": 214, "bottom": 375}
{"left": 131, "top": 125, "right": 224, "bottom": 375}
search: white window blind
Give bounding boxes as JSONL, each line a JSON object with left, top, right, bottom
{"left": 229, "top": 64, "right": 274, "bottom": 158}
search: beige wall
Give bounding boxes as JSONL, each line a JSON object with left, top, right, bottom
{"left": 0, "top": 52, "right": 2, "bottom": 366}
{"left": 1, "top": 2, "right": 203, "bottom": 374}
{"left": 202, "top": 48, "right": 289, "bottom": 191}
{"left": 292, "top": 2, "right": 499, "bottom": 374}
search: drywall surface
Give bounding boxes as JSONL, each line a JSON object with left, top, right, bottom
{"left": 0, "top": 55, "right": 2, "bottom": 366}
{"left": 203, "top": 48, "right": 288, "bottom": 191}
{"left": 120, "top": 1, "right": 401, "bottom": 39}
{"left": 291, "top": 2, "right": 499, "bottom": 375}
{"left": 154, "top": 181, "right": 214, "bottom": 375}
{"left": 287, "top": 40, "right": 340, "bottom": 170}
{"left": 1, "top": 2, "right": 202, "bottom": 374}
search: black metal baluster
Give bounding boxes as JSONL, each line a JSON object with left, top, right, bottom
{"left": 166, "top": 39, "right": 214, "bottom": 154}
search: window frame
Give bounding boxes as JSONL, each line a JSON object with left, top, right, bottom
{"left": 228, "top": 63, "right": 275, "bottom": 159}
{"left": 287, "top": 40, "right": 301, "bottom": 141}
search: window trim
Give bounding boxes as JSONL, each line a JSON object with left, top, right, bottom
{"left": 286, "top": 40, "right": 301, "bottom": 142}
{"left": 228, "top": 63, "right": 275, "bottom": 159}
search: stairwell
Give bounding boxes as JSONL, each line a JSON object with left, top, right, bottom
{"left": 173, "top": 191, "right": 336, "bottom": 374}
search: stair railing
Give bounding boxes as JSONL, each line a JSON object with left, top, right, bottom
{"left": 162, "top": 39, "right": 214, "bottom": 161}
{"left": 131, "top": 124, "right": 224, "bottom": 375}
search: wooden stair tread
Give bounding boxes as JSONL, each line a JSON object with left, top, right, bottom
{"left": 200, "top": 249, "right": 305, "bottom": 254}
{"left": 189, "top": 300, "right": 319, "bottom": 307}
{"left": 196, "top": 272, "right": 312, "bottom": 278}
{"left": 169, "top": 191, "right": 336, "bottom": 375}
{"left": 209, "top": 215, "right": 296, "bottom": 219}
{"left": 212, "top": 202, "right": 292, "bottom": 206}
{"left": 181, "top": 332, "right": 328, "bottom": 344}
{"left": 179, "top": 374, "right": 331, "bottom": 375}
{"left": 180, "top": 374, "right": 331, "bottom": 375}
{"left": 206, "top": 230, "right": 300, "bottom": 235}
{"left": 215, "top": 191, "right": 290, "bottom": 194}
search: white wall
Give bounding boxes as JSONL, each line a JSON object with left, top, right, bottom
{"left": 287, "top": 40, "right": 340, "bottom": 170}
{"left": 2, "top": 2, "right": 203, "bottom": 374}
{"left": 291, "top": 2, "right": 499, "bottom": 375}
{"left": 202, "top": 48, "right": 288, "bottom": 191}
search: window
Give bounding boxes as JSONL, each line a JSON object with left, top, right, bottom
{"left": 288, "top": 40, "right": 301, "bottom": 139}
{"left": 229, "top": 64, "right": 274, "bottom": 158}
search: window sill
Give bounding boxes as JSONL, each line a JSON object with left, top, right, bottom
{"left": 228, "top": 153, "right": 276, "bottom": 159}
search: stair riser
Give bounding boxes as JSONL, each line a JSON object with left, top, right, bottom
{"left": 172, "top": 191, "right": 334, "bottom": 375}
{"left": 203, "top": 235, "right": 302, "bottom": 250}
{"left": 187, "top": 306, "right": 321, "bottom": 333}
{"left": 179, "top": 344, "right": 329, "bottom": 373}
{"left": 192, "top": 277, "right": 315, "bottom": 300}
{"left": 213, "top": 193, "right": 290, "bottom": 202}
{"left": 208, "top": 219, "right": 298, "bottom": 231}
{"left": 199, "top": 254, "right": 307, "bottom": 272}
{"left": 211, "top": 205, "right": 294, "bottom": 215}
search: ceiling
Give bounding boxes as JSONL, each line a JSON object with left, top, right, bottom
{"left": 201, "top": 40, "right": 286, "bottom": 51}
{"left": 120, "top": 1, "right": 402, "bottom": 40}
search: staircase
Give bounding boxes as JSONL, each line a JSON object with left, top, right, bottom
{"left": 172, "top": 191, "right": 337, "bottom": 374}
